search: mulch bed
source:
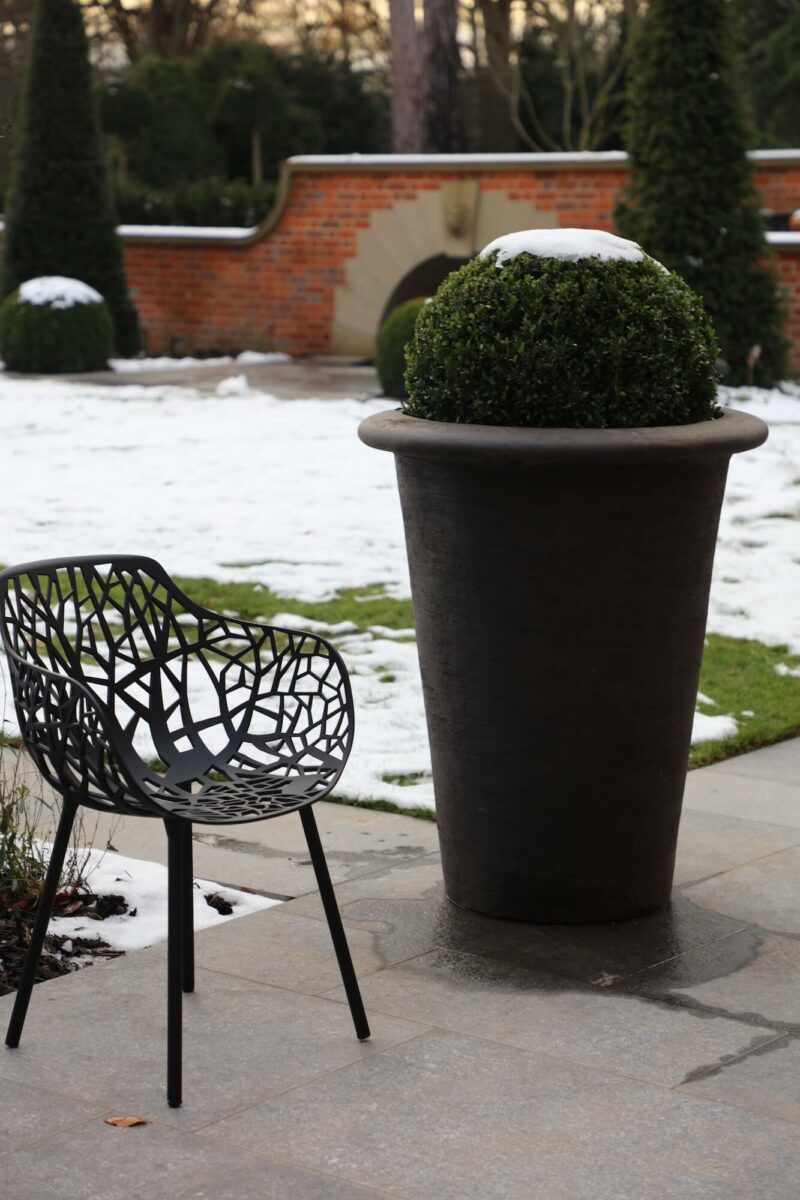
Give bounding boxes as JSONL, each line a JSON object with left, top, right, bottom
{"left": 0, "top": 890, "right": 128, "bottom": 997}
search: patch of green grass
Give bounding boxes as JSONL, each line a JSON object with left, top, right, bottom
{"left": 381, "top": 770, "right": 430, "bottom": 788}
{"left": 173, "top": 576, "right": 414, "bottom": 633}
{"left": 690, "top": 634, "right": 800, "bottom": 768}
{"left": 329, "top": 792, "right": 436, "bottom": 822}
{"left": 4, "top": 566, "right": 799, "bottom": 820}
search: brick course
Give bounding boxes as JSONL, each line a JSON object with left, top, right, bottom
{"left": 122, "top": 154, "right": 800, "bottom": 371}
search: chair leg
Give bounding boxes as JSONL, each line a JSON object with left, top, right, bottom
{"left": 6, "top": 797, "right": 78, "bottom": 1049}
{"left": 299, "top": 805, "right": 370, "bottom": 1041}
{"left": 164, "top": 819, "right": 183, "bottom": 1107}
{"left": 178, "top": 823, "right": 194, "bottom": 994}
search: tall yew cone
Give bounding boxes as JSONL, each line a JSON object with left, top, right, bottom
{"left": 618, "top": 0, "right": 785, "bottom": 386}
{"left": 2, "top": 0, "right": 139, "bottom": 354}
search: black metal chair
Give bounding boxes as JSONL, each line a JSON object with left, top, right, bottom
{"left": 1, "top": 555, "right": 369, "bottom": 1107}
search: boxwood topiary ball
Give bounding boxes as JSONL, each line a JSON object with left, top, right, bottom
{"left": 376, "top": 296, "right": 427, "bottom": 399}
{"left": 0, "top": 276, "right": 113, "bottom": 373}
{"left": 404, "top": 229, "right": 720, "bottom": 429}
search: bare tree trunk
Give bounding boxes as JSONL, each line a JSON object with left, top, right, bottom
{"left": 388, "top": 0, "right": 424, "bottom": 152}
{"left": 423, "top": 0, "right": 462, "bottom": 152}
{"left": 251, "top": 125, "right": 263, "bottom": 186}
{"left": 480, "top": 0, "right": 512, "bottom": 92}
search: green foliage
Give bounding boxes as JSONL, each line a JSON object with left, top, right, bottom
{"left": 124, "top": 57, "right": 221, "bottom": 189}
{"left": 376, "top": 298, "right": 427, "bottom": 399}
{"left": 196, "top": 43, "right": 387, "bottom": 187}
{"left": 0, "top": 288, "right": 113, "bottom": 372}
{"left": 618, "top": 0, "right": 787, "bottom": 386}
{"left": 99, "top": 79, "right": 153, "bottom": 141}
{"left": 113, "top": 178, "right": 276, "bottom": 228}
{"left": 0, "top": 774, "right": 42, "bottom": 901}
{"left": 1, "top": 0, "right": 139, "bottom": 355}
{"left": 404, "top": 253, "right": 718, "bottom": 428}
{"left": 731, "top": 0, "right": 800, "bottom": 148}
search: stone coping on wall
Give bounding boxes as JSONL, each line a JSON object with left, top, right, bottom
{"left": 767, "top": 231, "right": 800, "bottom": 250}
{"left": 1, "top": 150, "right": 793, "bottom": 249}
{"left": 287, "top": 148, "right": 800, "bottom": 169}
{"left": 111, "top": 148, "right": 800, "bottom": 247}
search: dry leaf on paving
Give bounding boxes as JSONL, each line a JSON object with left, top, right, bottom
{"left": 104, "top": 1115, "right": 148, "bottom": 1128}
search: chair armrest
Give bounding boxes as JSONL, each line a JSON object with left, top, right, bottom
{"left": 4, "top": 645, "right": 166, "bottom": 816}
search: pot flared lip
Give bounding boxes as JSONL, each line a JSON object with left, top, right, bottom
{"left": 358, "top": 407, "right": 768, "bottom": 467}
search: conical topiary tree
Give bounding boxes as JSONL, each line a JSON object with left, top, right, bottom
{"left": 1, "top": 0, "right": 139, "bottom": 355}
{"left": 617, "top": 0, "right": 786, "bottom": 386}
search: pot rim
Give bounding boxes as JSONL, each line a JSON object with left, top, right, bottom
{"left": 358, "top": 407, "right": 768, "bottom": 466}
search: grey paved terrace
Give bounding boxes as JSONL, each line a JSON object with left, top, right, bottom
{"left": 2, "top": 737, "right": 800, "bottom": 1199}
{"left": 66, "top": 355, "right": 381, "bottom": 400}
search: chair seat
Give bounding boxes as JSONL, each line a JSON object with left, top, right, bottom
{"left": 141, "top": 768, "right": 332, "bottom": 824}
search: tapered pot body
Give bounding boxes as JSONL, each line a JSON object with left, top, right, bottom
{"left": 359, "top": 409, "right": 767, "bottom": 923}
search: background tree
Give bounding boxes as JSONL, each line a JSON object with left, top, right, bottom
{"left": 124, "top": 56, "right": 221, "bottom": 187}
{"left": 2, "top": 0, "right": 139, "bottom": 352}
{"left": 99, "top": 78, "right": 153, "bottom": 186}
{"left": 423, "top": 0, "right": 462, "bottom": 151}
{"left": 87, "top": 0, "right": 254, "bottom": 61}
{"left": 618, "top": 0, "right": 785, "bottom": 386}
{"left": 731, "top": 0, "right": 800, "bottom": 148}
{"left": 511, "top": 0, "right": 638, "bottom": 152}
{"left": 388, "top": 0, "right": 423, "bottom": 152}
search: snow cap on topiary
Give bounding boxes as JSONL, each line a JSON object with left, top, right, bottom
{"left": 18, "top": 276, "right": 104, "bottom": 309}
{"left": 404, "top": 227, "right": 719, "bottom": 430}
{"left": 480, "top": 227, "right": 651, "bottom": 267}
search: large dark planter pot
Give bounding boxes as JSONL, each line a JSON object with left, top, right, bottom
{"left": 358, "top": 408, "right": 768, "bottom": 924}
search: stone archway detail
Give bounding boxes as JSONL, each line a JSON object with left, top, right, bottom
{"left": 330, "top": 186, "right": 558, "bottom": 356}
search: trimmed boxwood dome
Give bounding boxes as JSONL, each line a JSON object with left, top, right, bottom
{"left": 376, "top": 296, "right": 427, "bottom": 399}
{"left": 0, "top": 276, "right": 113, "bottom": 373}
{"left": 404, "top": 229, "right": 719, "bottom": 429}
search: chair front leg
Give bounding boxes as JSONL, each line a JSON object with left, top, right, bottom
{"left": 164, "top": 819, "right": 184, "bottom": 1107}
{"left": 299, "top": 805, "right": 370, "bottom": 1041}
{"left": 178, "top": 822, "right": 194, "bottom": 994}
{"left": 6, "top": 796, "right": 78, "bottom": 1049}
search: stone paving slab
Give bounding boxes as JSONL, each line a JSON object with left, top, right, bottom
{"left": 286, "top": 874, "right": 750, "bottom": 985}
{"left": 683, "top": 762, "right": 800, "bottom": 828}
{"left": 65, "top": 356, "right": 381, "bottom": 401}
{"left": 1, "top": 736, "right": 799, "bottom": 1197}
{"left": 0, "top": 1118, "right": 397, "bottom": 1200}
{"left": 319, "top": 945, "right": 776, "bottom": 1089}
{"left": 702, "top": 738, "right": 800, "bottom": 786}
{"left": 678, "top": 1034, "right": 800, "bottom": 1126}
{"left": 149, "top": 906, "right": 390, "bottom": 994}
{"left": 629, "top": 928, "right": 800, "bottom": 1028}
{"left": 673, "top": 807, "right": 800, "bottom": 886}
{"left": 0, "top": 953, "right": 426, "bottom": 1134}
{"left": 203, "top": 1028, "right": 800, "bottom": 1200}
{"left": 683, "top": 842, "right": 800, "bottom": 934}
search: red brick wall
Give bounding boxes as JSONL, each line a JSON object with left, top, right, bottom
{"left": 121, "top": 154, "right": 800, "bottom": 372}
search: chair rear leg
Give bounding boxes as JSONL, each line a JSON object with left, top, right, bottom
{"left": 178, "top": 823, "right": 194, "bottom": 994}
{"left": 6, "top": 797, "right": 78, "bottom": 1049}
{"left": 164, "top": 819, "right": 184, "bottom": 1107}
{"left": 299, "top": 805, "right": 370, "bottom": 1041}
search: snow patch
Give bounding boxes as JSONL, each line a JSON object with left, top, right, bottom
{"left": 691, "top": 712, "right": 739, "bottom": 744}
{"left": 47, "top": 845, "right": 279, "bottom": 952}
{"left": 110, "top": 351, "right": 290, "bottom": 373}
{"left": 0, "top": 374, "right": 797, "bottom": 812}
{"left": 480, "top": 227, "right": 651, "bottom": 267}
{"left": 47, "top": 840, "right": 280, "bottom": 950}
{"left": 18, "top": 276, "right": 104, "bottom": 309}
{"left": 215, "top": 373, "right": 251, "bottom": 397}
{"left": 775, "top": 662, "right": 800, "bottom": 678}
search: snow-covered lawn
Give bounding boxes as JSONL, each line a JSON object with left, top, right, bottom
{"left": 0, "top": 369, "right": 798, "bottom": 812}
{"left": 47, "top": 845, "right": 278, "bottom": 953}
